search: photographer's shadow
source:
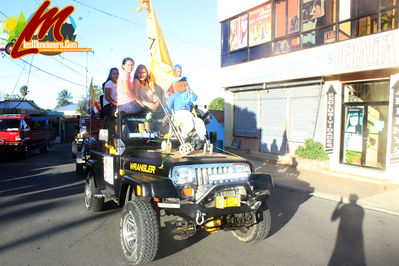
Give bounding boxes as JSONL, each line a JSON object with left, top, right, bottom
{"left": 329, "top": 194, "right": 366, "bottom": 266}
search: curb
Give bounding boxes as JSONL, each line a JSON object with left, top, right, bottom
{"left": 274, "top": 182, "right": 399, "bottom": 217}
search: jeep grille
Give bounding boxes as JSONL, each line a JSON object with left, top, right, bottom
{"left": 193, "top": 163, "right": 250, "bottom": 185}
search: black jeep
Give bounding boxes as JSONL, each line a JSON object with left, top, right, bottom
{"left": 83, "top": 112, "right": 272, "bottom": 265}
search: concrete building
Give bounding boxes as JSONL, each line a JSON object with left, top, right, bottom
{"left": 218, "top": 0, "right": 399, "bottom": 182}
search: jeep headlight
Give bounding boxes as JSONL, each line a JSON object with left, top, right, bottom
{"left": 231, "top": 163, "right": 250, "bottom": 174}
{"left": 171, "top": 166, "right": 194, "bottom": 185}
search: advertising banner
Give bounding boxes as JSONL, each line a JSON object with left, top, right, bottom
{"left": 229, "top": 14, "right": 248, "bottom": 51}
{"left": 249, "top": 3, "right": 272, "bottom": 46}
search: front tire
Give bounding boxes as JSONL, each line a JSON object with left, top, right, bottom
{"left": 72, "top": 141, "right": 78, "bottom": 159}
{"left": 76, "top": 163, "right": 84, "bottom": 176}
{"left": 84, "top": 173, "right": 104, "bottom": 212}
{"left": 232, "top": 205, "right": 271, "bottom": 243}
{"left": 120, "top": 199, "right": 159, "bottom": 265}
{"left": 20, "top": 144, "right": 30, "bottom": 158}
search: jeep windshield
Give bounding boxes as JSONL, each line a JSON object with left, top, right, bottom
{"left": 0, "top": 119, "right": 20, "bottom": 132}
{"left": 121, "top": 115, "right": 165, "bottom": 140}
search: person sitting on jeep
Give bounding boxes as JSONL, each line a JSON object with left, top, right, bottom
{"left": 163, "top": 76, "right": 206, "bottom": 142}
{"left": 133, "top": 64, "right": 159, "bottom": 112}
{"left": 116, "top": 57, "right": 145, "bottom": 114}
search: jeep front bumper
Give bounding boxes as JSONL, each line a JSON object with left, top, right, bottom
{"left": 157, "top": 174, "right": 272, "bottom": 222}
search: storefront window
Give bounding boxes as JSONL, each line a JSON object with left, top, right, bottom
{"left": 381, "top": 9, "right": 397, "bottom": 32}
{"left": 344, "top": 81, "right": 390, "bottom": 103}
{"left": 338, "top": 21, "right": 351, "bottom": 40}
{"left": 341, "top": 80, "right": 389, "bottom": 169}
{"left": 303, "top": 0, "right": 336, "bottom": 30}
{"left": 220, "top": 0, "right": 398, "bottom": 67}
{"left": 230, "top": 49, "right": 248, "bottom": 64}
{"left": 249, "top": 3, "right": 272, "bottom": 46}
{"left": 303, "top": 25, "right": 336, "bottom": 47}
{"left": 381, "top": 0, "right": 395, "bottom": 9}
{"left": 274, "top": 36, "right": 300, "bottom": 55}
{"left": 250, "top": 42, "right": 272, "bottom": 60}
{"left": 221, "top": 55, "right": 229, "bottom": 67}
{"left": 229, "top": 14, "right": 248, "bottom": 52}
{"left": 339, "top": 0, "right": 351, "bottom": 21}
{"left": 221, "top": 21, "right": 229, "bottom": 55}
{"left": 275, "top": 0, "right": 299, "bottom": 38}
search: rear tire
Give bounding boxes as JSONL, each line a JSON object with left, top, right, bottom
{"left": 84, "top": 173, "right": 104, "bottom": 212}
{"left": 120, "top": 199, "right": 159, "bottom": 265}
{"left": 232, "top": 205, "right": 271, "bottom": 243}
{"left": 72, "top": 141, "right": 78, "bottom": 159}
{"left": 39, "top": 141, "right": 48, "bottom": 153}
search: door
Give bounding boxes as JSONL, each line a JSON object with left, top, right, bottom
{"left": 341, "top": 80, "right": 389, "bottom": 169}
{"left": 342, "top": 104, "right": 388, "bottom": 168}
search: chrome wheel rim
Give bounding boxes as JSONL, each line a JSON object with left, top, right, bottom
{"left": 122, "top": 211, "right": 137, "bottom": 252}
{"left": 84, "top": 180, "right": 91, "bottom": 208}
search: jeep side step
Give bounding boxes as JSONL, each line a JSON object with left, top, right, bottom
{"left": 95, "top": 187, "right": 115, "bottom": 198}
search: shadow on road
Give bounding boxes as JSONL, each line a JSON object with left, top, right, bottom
{"left": 155, "top": 219, "right": 209, "bottom": 261}
{"left": 264, "top": 158, "right": 314, "bottom": 237}
{"left": 329, "top": 193, "right": 365, "bottom": 266}
{"left": 0, "top": 208, "right": 120, "bottom": 255}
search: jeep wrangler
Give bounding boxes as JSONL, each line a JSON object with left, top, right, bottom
{"left": 83, "top": 112, "right": 273, "bottom": 265}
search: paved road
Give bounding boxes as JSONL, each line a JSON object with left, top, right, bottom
{"left": 0, "top": 144, "right": 398, "bottom": 265}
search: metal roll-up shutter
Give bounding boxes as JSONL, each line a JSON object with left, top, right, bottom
{"left": 289, "top": 84, "right": 325, "bottom": 143}
{"left": 233, "top": 91, "right": 259, "bottom": 137}
{"left": 259, "top": 89, "right": 287, "bottom": 154}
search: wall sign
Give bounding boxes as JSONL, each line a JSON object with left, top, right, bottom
{"left": 325, "top": 85, "right": 336, "bottom": 153}
{"left": 391, "top": 82, "right": 399, "bottom": 163}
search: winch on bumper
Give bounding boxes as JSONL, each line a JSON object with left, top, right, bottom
{"left": 157, "top": 173, "right": 272, "bottom": 226}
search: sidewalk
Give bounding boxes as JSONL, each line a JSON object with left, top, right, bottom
{"left": 225, "top": 148, "right": 399, "bottom": 216}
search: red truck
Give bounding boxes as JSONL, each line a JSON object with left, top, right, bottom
{"left": 0, "top": 114, "right": 57, "bottom": 157}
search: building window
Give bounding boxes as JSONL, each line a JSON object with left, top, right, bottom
{"left": 229, "top": 14, "right": 248, "bottom": 52}
{"left": 274, "top": 0, "right": 299, "bottom": 38}
{"left": 221, "top": 21, "right": 229, "bottom": 55}
{"left": 221, "top": 0, "right": 399, "bottom": 67}
{"left": 249, "top": 3, "right": 272, "bottom": 46}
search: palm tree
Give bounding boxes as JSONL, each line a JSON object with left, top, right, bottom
{"left": 56, "top": 89, "right": 73, "bottom": 108}
{"left": 20, "top": 85, "right": 28, "bottom": 97}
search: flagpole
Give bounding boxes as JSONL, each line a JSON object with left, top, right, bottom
{"left": 85, "top": 52, "right": 88, "bottom": 101}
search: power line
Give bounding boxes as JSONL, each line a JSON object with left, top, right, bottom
{"left": 0, "top": 10, "right": 7, "bottom": 18}
{"left": 71, "top": 0, "right": 145, "bottom": 27}
{"left": 52, "top": 56, "right": 86, "bottom": 77}
{"left": 9, "top": 57, "right": 87, "bottom": 87}
{"left": 26, "top": 55, "right": 34, "bottom": 87}
{"left": 70, "top": 0, "right": 217, "bottom": 48}
{"left": 58, "top": 54, "right": 86, "bottom": 69}
{"left": 11, "top": 56, "right": 28, "bottom": 96}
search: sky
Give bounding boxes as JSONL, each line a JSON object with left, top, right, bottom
{"left": 0, "top": 0, "right": 222, "bottom": 110}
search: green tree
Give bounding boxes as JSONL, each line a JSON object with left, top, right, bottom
{"left": 208, "top": 97, "right": 225, "bottom": 111}
{"left": 56, "top": 89, "right": 73, "bottom": 108}
{"left": 92, "top": 85, "right": 103, "bottom": 101}
{"left": 20, "top": 85, "right": 28, "bottom": 97}
{"left": 5, "top": 93, "right": 22, "bottom": 100}
{"left": 76, "top": 97, "right": 88, "bottom": 116}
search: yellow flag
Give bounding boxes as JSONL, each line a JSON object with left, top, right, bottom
{"left": 138, "top": 0, "right": 174, "bottom": 93}
{"left": 89, "top": 78, "right": 96, "bottom": 106}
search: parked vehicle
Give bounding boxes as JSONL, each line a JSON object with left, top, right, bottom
{"left": 82, "top": 112, "right": 273, "bottom": 265}
{"left": 0, "top": 114, "right": 57, "bottom": 157}
{"left": 72, "top": 116, "right": 100, "bottom": 176}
